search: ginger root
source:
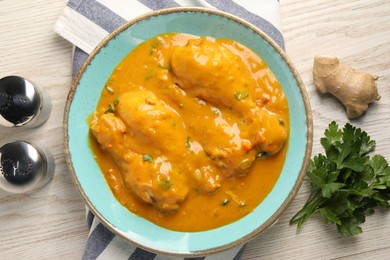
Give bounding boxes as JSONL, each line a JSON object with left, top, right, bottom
{"left": 313, "top": 55, "right": 380, "bottom": 119}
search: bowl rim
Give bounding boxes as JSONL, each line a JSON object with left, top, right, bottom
{"left": 64, "top": 6, "right": 313, "bottom": 257}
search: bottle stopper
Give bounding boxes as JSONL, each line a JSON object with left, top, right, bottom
{"left": 0, "top": 76, "right": 51, "bottom": 128}
{"left": 0, "top": 141, "right": 54, "bottom": 193}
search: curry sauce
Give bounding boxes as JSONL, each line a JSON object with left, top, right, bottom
{"left": 89, "top": 33, "right": 289, "bottom": 231}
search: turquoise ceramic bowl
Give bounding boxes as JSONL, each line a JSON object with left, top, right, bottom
{"left": 64, "top": 7, "right": 312, "bottom": 256}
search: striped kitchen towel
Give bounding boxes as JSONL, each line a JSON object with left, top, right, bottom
{"left": 54, "top": 0, "right": 285, "bottom": 259}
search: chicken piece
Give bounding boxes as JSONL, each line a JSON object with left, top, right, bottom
{"left": 171, "top": 37, "right": 287, "bottom": 159}
{"left": 185, "top": 111, "right": 257, "bottom": 177}
{"left": 171, "top": 37, "right": 255, "bottom": 112}
{"left": 91, "top": 113, "right": 188, "bottom": 211}
{"left": 116, "top": 91, "right": 186, "bottom": 153}
{"left": 248, "top": 110, "right": 288, "bottom": 156}
{"left": 116, "top": 90, "right": 221, "bottom": 193}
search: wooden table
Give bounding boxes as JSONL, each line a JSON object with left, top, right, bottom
{"left": 1, "top": 0, "right": 389, "bottom": 259}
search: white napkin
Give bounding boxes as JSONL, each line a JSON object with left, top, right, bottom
{"left": 54, "top": 1, "right": 285, "bottom": 259}
{"left": 54, "top": 0, "right": 284, "bottom": 55}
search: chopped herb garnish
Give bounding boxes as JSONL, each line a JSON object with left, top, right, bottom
{"left": 234, "top": 90, "right": 249, "bottom": 100}
{"left": 185, "top": 137, "right": 191, "bottom": 149}
{"left": 256, "top": 151, "right": 270, "bottom": 159}
{"left": 159, "top": 179, "right": 171, "bottom": 190}
{"left": 159, "top": 64, "right": 172, "bottom": 72}
{"left": 212, "top": 108, "right": 221, "bottom": 115}
{"left": 239, "top": 158, "right": 252, "bottom": 170}
{"left": 104, "top": 104, "right": 115, "bottom": 114}
{"left": 150, "top": 40, "right": 161, "bottom": 55}
{"left": 221, "top": 199, "right": 230, "bottom": 206}
{"left": 114, "top": 98, "right": 119, "bottom": 106}
{"left": 143, "top": 154, "right": 153, "bottom": 162}
{"left": 151, "top": 40, "right": 161, "bottom": 49}
{"left": 104, "top": 99, "right": 119, "bottom": 114}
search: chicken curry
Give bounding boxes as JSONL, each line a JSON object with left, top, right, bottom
{"left": 89, "top": 33, "right": 289, "bottom": 231}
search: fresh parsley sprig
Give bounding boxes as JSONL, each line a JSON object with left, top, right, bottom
{"left": 290, "top": 121, "right": 390, "bottom": 236}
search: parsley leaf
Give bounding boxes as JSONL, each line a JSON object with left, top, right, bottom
{"left": 290, "top": 121, "right": 390, "bottom": 237}
{"left": 234, "top": 90, "right": 249, "bottom": 100}
{"left": 159, "top": 179, "right": 171, "bottom": 190}
{"left": 143, "top": 154, "right": 153, "bottom": 162}
{"left": 104, "top": 104, "right": 115, "bottom": 114}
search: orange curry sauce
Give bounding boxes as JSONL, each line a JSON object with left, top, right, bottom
{"left": 89, "top": 33, "right": 289, "bottom": 232}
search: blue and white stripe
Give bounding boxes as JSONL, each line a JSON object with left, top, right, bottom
{"left": 55, "top": 0, "right": 284, "bottom": 259}
{"left": 55, "top": 0, "right": 284, "bottom": 57}
{"left": 83, "top": 209, "right": 246, "bottom": 260}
